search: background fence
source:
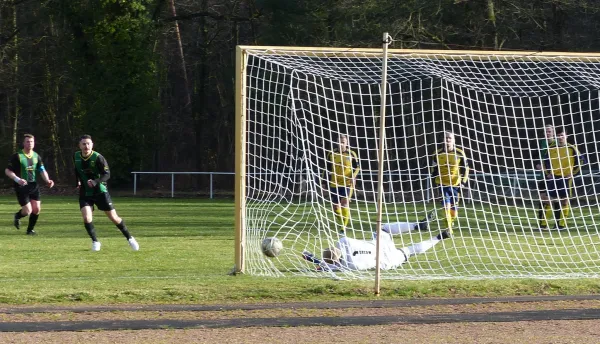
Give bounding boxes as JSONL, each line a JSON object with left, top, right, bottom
{"left": 131, "top": 170, "right": 600, "bottom": 204}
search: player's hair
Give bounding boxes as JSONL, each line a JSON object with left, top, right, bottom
{"left": 556, "top": 127, "right": 567, "bottom": 135}
{"left": 322, "top": 247, "right": 342, "bottom": 264}
{"left": 23, "top": 133, "right": 34, "bottom": 139}
{"left": 79, "top": 134, "right": 92, "bottom": 142}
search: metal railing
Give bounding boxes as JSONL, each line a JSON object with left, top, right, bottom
{"left": 131, "top": 171, "right": 235, "bottom": 198}
{"left": 131, "top": 169, "right": 600, "bottom": 199}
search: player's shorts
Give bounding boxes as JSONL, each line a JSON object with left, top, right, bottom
{"left": 439, "top": 185, "right": 461, "bottom": 207}
{"left": 537, "top": 179, "right": 547, "bottom": 192}
{"left": 329, "top": 186, "right": 350, "bottom": 204}
{"left": 546, "top": 178, "right": 572, "bottom": 199}
{"left": 14, "top": 182, "right": 40, "bottom": 206}
{"left": 79, "top": 192, "right": 115, "bottom": 211}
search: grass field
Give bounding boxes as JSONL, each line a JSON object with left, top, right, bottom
{"left": 0, "top": 195, "right": 599, "bottom": 305}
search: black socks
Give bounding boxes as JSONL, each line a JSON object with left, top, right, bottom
{"left": 84, "top": 222, "right": 98, "bottom": 242}
{"left": 116, "top": 221, "right": 132, "bottom": 240}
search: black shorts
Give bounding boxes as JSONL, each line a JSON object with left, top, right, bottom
{"left": 79, "top": 192, "right": 114, "bottom": 211}
{"left": 546, "top": 178, "right": 572, "bottom": 199}
{"left": 537, "top": 180, "right": 547, "bottom": 192}
{"left": 15, "top": 182, "right": 40, "bottom": 206}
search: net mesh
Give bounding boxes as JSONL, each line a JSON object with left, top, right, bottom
{"left": 242, "top": 49, "right": 600, "bottom": 280}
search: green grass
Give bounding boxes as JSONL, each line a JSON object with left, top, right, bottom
{"left": 1, "top": 195, "right": 600, "bottom": 305}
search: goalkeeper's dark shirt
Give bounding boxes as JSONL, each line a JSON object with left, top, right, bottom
{"left": 73, "top": 151, "right": 110, "bottom": 197}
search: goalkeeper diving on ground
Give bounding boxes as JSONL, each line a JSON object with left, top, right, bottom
{"left": 302, "top": 211, "right": 451, "bottom": 271}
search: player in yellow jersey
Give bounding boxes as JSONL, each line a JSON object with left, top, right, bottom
{"left": 324, "top": 134, "right": 359, "bottom": 233}
{"left": 535, "top": 125, "right": 556, "bottom": 230}
{"left": 431, "top": 132, "right": 469, "bottom": 234}
{"left": 540, "top": 128, "right": 584, "bottom": 230}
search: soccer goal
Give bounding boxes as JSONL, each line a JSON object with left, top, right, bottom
{"left": 234, "top": 35, "right": 600, "bottom": 280}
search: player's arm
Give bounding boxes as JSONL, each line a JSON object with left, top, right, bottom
{"left": 458, "top": 149, "right": 469, "bottom": 186}
{"left": 351, "top": 150, "right": 360, "bottom": 178}
{"left": 73, "top": 155, "right": 82, "bottom": 188}
{"left": 5, "top": 168, "right": 26, "bottom": 185}
{"left": 570, "top": 145, "right": 584, "bottom": 176}
{"left": 350, "top": 150, "right": 360, "bottom": 184}
{"left": 302, "top": 251, "right": 341, "bottom": 272}
{"left": 36, "top": 156, "right": 54, "bottom": 188}
{"left": 535, "top": 140, "right": 548, "bottom": 170}
{"left": 5, "top": 154, "right": 27, "bottom": 186}
{"left": 429, "top": 152, "right": 439, "bottom": 180}
{"left": 428, "top": 151, "right": 440, "bottom": 199}
{"left": 322, "top": 151, "right": 332, "bottom": 186}
{"left": 542, "top": 149, "right": 551, "bottom": 178}
{"left": 90, "top": 155, "right": 111, "bottom": 186}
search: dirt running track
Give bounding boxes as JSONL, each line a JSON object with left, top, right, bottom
{"left": 0, "top": 295, "right": 599, "bottom": 343}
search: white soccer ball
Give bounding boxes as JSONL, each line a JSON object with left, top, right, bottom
{"left": 261, "top": 237, "right": 283, "bottom": 258}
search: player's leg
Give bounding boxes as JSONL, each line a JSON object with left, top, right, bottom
{"left": 26, "top": 185, "right": 42, "bottom": 235}
{"left": 556, "top": 198, "right": 570, "bottom": 230}
{"left": 538, "top": 196, "right": 552, "bottom": 230}
{"left": 450, "top": 187, "right": 460, "bottom": 231}
{"left": 330, "top": 187, "right": 344, "bottom": 231}
{"left": 415, "top": 210, "right": 436, "bottom": 231}
{"left": 540, "top": 179, "right": 556, "bottom": 230}
{"left": 27, "top": 200, "right": 41, "bottom": 235}
{"left": 401, "top": 230, "right": 451, "bottom": 257}
{"left": 343, "top": 184, "right": 356, "bottom": 228}
{"left": 440, "top": 187, "right": 451, "bottom": 230}
{"left": 383, "top": 214, "right": 434, "bottom": 233}
{"left": 80, "top": 199, "right": 100, "bottom": 251}
{"left": 13, "top": 187, "right": 32, "bottom": 230}
{"left": 556, "top": 179, "right": 571, "bottom": 230}
{"left": 536, "top": 180, "right": 551, "bottom": 230}
{"left": 441, "top": 187, "right": 458, "bottom": 234}
{"left": 99, "top": 193, "right": 139, "bottom": 251}
{"left": 339, "top": 189, "right": 351, "bottom": 230}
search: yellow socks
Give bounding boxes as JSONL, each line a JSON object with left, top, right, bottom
{"left": 445, "top": 209, "right": 457, "bottom": 233}
{"left": 559, "top": 204, "right": 570, "bottom": 228}
{"left": 342, "top": 207, "right": 350, "bottom": 228}
{"left": 333, "top": 207, "right": 351, "bottom": 232}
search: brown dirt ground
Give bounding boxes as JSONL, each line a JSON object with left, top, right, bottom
{"left": 0, "top": 300, "right": 599, "bottom": 343}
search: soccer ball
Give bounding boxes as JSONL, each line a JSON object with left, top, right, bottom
{"left": 261, "top": 237, "right": 283, "bottom": 258}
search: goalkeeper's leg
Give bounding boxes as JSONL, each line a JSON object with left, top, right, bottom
{"left": 401, "top": 230, "right": 452, "bottom": 258}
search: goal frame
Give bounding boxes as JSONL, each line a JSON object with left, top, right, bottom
{"left": 233, "top": 41, "right": 600, "bottom": 276}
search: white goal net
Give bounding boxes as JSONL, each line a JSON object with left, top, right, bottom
{"left": 237, "top": 45, "right": 600, "bottom": 280}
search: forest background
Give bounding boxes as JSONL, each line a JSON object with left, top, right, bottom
{"left": 1, "top": 0, "right": 598, "bottom": 188}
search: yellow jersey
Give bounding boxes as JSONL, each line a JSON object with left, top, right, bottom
{"left": 544, "top": 143, "right": 582, "bottom": 177}
{"left": 326, "top": 148, "right": 359, "bottom": 187}
{"left": 431, "top": 147, "right": 469, "bottom": 187}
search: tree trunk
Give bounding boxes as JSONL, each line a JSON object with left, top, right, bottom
{"left": 168, "top": 0, "right": 191, "bottom": 107}
{"left": 487, "top": 0, "right": 498, "bottom": 50}
{"left": 195, "top": 0, "right": 208, "bottom": 172}
{"left": 11, "top": 4, "right": 19, "bottom": 152}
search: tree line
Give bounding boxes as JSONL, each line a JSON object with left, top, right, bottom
{"left": 1, "top": 0, "right": 599, "bottom": 188}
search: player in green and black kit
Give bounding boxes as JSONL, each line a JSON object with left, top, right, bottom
{"left": 4, "top": 134, "right": 54, "bottom": 235}
{"left": 74, "top": 135, "right": 139, "bottom": 251}
{"left": 535, "top": 125, "right": 556, "bottom": 230}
